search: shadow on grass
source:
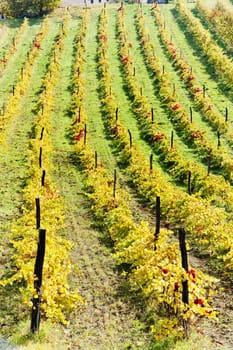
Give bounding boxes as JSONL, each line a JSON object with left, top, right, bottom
{"left": 171, "top": 7, "right": 233, "bottom": 99}
{"left": 191, "top": 7, "right": 233, "bottom": 58}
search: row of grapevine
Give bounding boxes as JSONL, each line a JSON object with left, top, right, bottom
{"left": 195, "top": 1, "right": 233, "bottom": 55}
{"left": 69, "top": 9, "right": 218, "bottom": 339}
{"left": 0, "top": 18, "right": 51, "bottom": 143}
{"left": 153, "top": 6, "right": 233, "bottom": 147}
{"left": 112, "top": 6, "right": 233, "bottom": 274}
{"left": 134, "top": 7, "right": 233, "bottom": 186}
{"left": 117, "top": 6, "right": 233, "bottom": 214}
{"left": 0, "top": 17, "right": 28, "bottom": 73}
{"left": 175, "top": 0, "right": 233, "bottom": 90}
{"left": 1, "top": 14, "right": 83, "bottom": 325}
{"left": 94, "top": 6, "right": 217, "bottom": 340}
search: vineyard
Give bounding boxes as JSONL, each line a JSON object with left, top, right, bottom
{"left": 0, "top": 0, "right": 233, "bottom": 349}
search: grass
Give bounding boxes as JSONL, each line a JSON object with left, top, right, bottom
{"left": 84, "top": 6, "right": 117, "bottom": 172}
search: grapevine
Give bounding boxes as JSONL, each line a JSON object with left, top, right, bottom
{"left": 1, "top": 14, "right": 83, "bottom": 324}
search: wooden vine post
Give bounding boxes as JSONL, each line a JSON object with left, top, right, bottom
{"left": 151, "top": 107, "right": 154, "bottom": 123}
{"left": 173, "top": 83, "right": 176, "bottom": 96}
{"left": 150, "top": 153, "right": 153, "bottom": 172}
{"left": 78, "top": 106, "right": 81, "bottom": 122}
{"left": 154, "top": 196, "right": 160, "bottom": 250}
{"left": 178, "top": 227, "right": 190, "bottom": 337}
{"left": 40, "top": 127, "right": 44, "bottom": 140}
{"left": 39, "top": 147, "right": 42, "bottom": 168}
{"left": 30, "top": 228, "right": 46, "bottom": 333}
{"left": 94, "top": 151, "right": 98, "bottom": 168}
{"left": 2, "top": 103, "right": 5, "bottom": 116}
{"left": 41, "top": 170, "right": 46, "bottom": 186}
{"left": 128, "top": 129, "right": 132, "bottom": 148}
{"left": 170, "top": 130, "right": 174, "bottom": 148}
{"left": 35, "top": 198, "right": 40, "bottom": 229}
{"left": 203, "top": 84, "right": 206, "bottom": 98}
{"left": 225, "top": 107, "right": 228, "bottom": 122}
{"left": 188, "top": 171, "right": 192, "bottom": 195}
{"left": 113, "top": 169, "right": 117, "bottom": 198}
{"left": 189, "top": 106, "right": 192, "bottom": 123}
{"left": 84, "top": 124, "right": 87, "bottom": 145}
{"left": 207, "top": 154, "right": 211, "bottom": 175}
{"left": 115, "top": 107, "right": 118, "bottom": 121}
{"left": 217, "top": 131, "right": 220, "bottom": 148}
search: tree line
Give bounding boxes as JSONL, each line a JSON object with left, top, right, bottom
{"left": 0, "top": 0, "right": 61, "bottom": 18}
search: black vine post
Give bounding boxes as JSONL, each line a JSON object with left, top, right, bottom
{"left": 162, "top": 65, "right": 165, "bottom": 74}
{"left": 54, "top": 51, "right": 56, "bottom": 63}
{"left": 12, "top": 37, "right": 15, "bottom": 47}
{"left": 40, "top": 127, "right": 44, "bottom": 141}
{"left": 113, "top": 169, "right": 117, "bottom": 198}
{"left": 178, "top": 227, "right": 189, "bottom": 337}
{"left": 188, "top": 171, "right": 191, "bottom": 195}
{"left": 41, "top": 170, "right": 46, "bottom": 186}
{"left": 140, "top": 87, "right": 143, "bottom": 96}
{"left": 179, "top": 228, "right": 189, "bottom": 303}
{"left": 154, "top": 196, "right": 160, "bottom": 250}
{"left": 35, "top": 198, "right": 40, "bottom": 229}
{"left": 12, "top": 84, "right": 15, "bottom": 96}
{"left": 207, "top": 154, "right": 211, "bottom": 175}
{"left": 225, "top": 107, "right": 228, "bottom": 122}
{"left": 39, "top": 147, "right": 42, "bottom": 168}
{"left": 173, "top": 83, "right": 176, "bottom": 96}
{"left": 150, "top": 153, "right": 153, "bottom": 172}
{"left": 84, "top": 124, "right": 87, "bottom": 145}
{"left": 133, "top": 67, "right": 136, "bottom": 76}
{"left": 115, "top": 107, "right": 118, "bottom": 121}
{"left": 189, "top": 106, "right": 192, "bottom": 123}
{"left": 30, "top": 228, "right": 46, "bottom": 333}
{"left": 2, "top": 103, "right": 5, "bottom": 116}
{"left": 170, "top": 130, "right": 174, "bottom": 148}
{"left": 203, "top": 84, "right": 206, "bottom": 98}
{"left": 94, "top": 151, "right": 98, "bottom": 168}
{"left": 128, "top": 129, "right": 132, "bottom": 148}
{"left": 21, "top": 67, "right": 24, "bottom": 79}
{"left": 151, "top": 107, "right": 154, "bottom": 123}
{"left": 217, "top": 131, "right": 220, "bottom": 148}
